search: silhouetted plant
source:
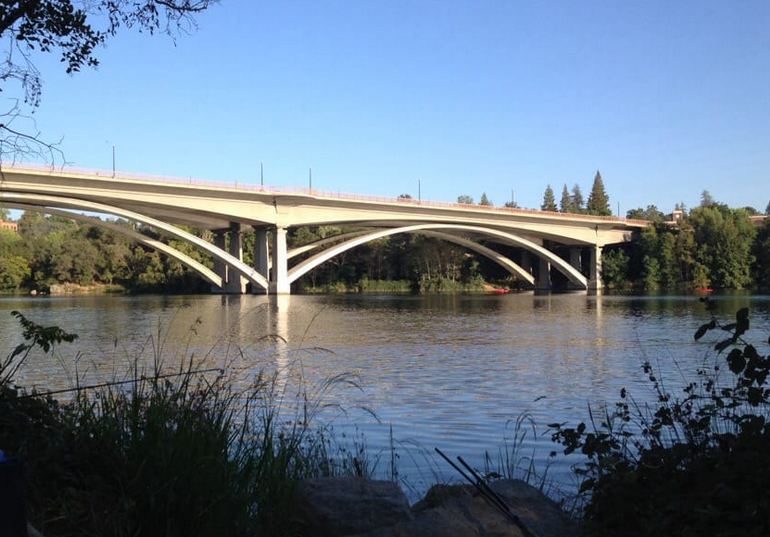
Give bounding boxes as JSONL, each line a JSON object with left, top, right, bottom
{"left": 550, "top": 298, "right": 770, "bottom": 536}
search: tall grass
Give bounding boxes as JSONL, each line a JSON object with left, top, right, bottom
{"left": 0, "top": 312, "right": 373, "bottom": 537}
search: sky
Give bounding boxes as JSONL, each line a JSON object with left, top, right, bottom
{"left": 11, "top": 0, "right": 770, "bottom": 215}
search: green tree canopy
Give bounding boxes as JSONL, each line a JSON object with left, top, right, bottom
{"left": 700, "top": 190, "right": 716, "bottom": 207}
{"left": 559, "top": 184, "right": 573, "bottom": 213}
{"left": 626, "top": 205, "right": 665, "bottom": 222}
{"left": 689, "top": 205, "right": 756, "bottom": 289}
{"left": 766, "top": 200, "right": 770, "bottom": 215}
{"left": 479, "top": 193, "right": 492, "bottom": 206}
{"left": 541, "top": 185, "right": 557, "bottom": 211}
{"left": 0, "top": 207, "right": 9, "bottom": 220}
{"left": 586, "top": 171, "right": 611, "bottom": 216}
{"left": 457, "top": 195, "right": 474, "bottom": 204}
{"left": 571, "top": 184, "right": 584, "bottom": 213}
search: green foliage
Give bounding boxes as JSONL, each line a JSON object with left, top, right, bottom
{"left": 550, "top": 305, "right": 770, "bottom": 536}
{"left": 0, "top": 255, "right": 30, "bottom": 290}
{"left": 559, "top": 184, "right": 573, "bottom": 213}
{"left": 689, "top": 205, "right": 755, "bottom": 289}
{"left": 613, "top": 201, "right": 761, "bottom": 290}
{"left": 700, "top": 189, "right": 716, "bottom": 207}
{"left": 479, "top": 192, "right": 492, "bottom": 206}
{"left": 586, "top": 171, "right": 611, "bottom": 216}
{"left": 600, "top": 249, "right": 629, "bottom": 289}
{"left": 753, "top": 221, "right": 770, "bottom": 290}
{"left": 457, "top": 194, "right": 474, "bottom": 204}
{"left": 541, "top": 185, "right": 557, "bottom": 212}
{"left": 625, "top": 205, "right": 665, "bottom": 222}
{"left": 571, "top": 184, "right": 584, "bottom": 213}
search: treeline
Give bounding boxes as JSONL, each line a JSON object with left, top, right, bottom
{"left": 0, "top": 212, "right": 215, "bottom": 292}
{"left": 602, "top": 198, "right": 770, "bottom": 290}
{"left": 0, "top": 212, "right": 499, "bottom": 293}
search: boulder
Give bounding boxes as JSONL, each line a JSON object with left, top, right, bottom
{"left": 294, "top": 477, "right": 413, "bottom": 537}
{"left": 355, "top": 480, "right": 580, "bottom": 537}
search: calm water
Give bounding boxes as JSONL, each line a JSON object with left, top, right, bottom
{"left": 1, "top": 292, "right": 769, "bottom": 497}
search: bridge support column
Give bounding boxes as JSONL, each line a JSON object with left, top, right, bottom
{"left": 536, "top": 257, "right": 551, "bottom": 290}
{"left": 270, "top": 227, "right": 290, "bottom": 295}
{"left": 569, "top": 248, "right": 582, "bottom": 271}
{"left": 225, "top": 223, "right": 247, "bottom": 294}
{"left": 520, "top": 251, "right": 532, "bottom": 275}
{"left": 211, "top": 230, "right": 227, "bottom": 293}
{"left": 588, "top": 245, "right": 603, "bottom": 293}
{"left": 567, "top": 248, "right": 583, "bottom": 290}
{"left": 253, "top": 227, "right": 269, "bottom": 294}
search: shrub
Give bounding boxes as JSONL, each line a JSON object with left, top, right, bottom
{"left": 550, "top": 300, "right": 770, "bottom": 536}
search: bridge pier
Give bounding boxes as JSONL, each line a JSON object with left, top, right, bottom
{"left": 225, "top": 223, "right": 247, "bottom": 294}
{"left": 270, "top": 227, "right": 290, "bottom": 295}
{"left": 567, "top": 247, "right": 584, "bottom": 290}
{"left": 588, "top": 245, "right": 603, "bottom": 292}
{"left": 211, "top": 230, "right": 228, "bottom": 293}
{"left": 253, "top": 227, "right": 269, "bottom": 293}
{"left": 536, "top": 257, "right": 551, "bottom": 290}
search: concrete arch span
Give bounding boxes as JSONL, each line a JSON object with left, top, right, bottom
{"left": 0, "top": 191, "right": 268, "bottom": 290}
{"left": 6, "top": 203, "right": 223, "bottom": 288}
{"left": 286, "top": 224, "right": 585, "bottom": 287}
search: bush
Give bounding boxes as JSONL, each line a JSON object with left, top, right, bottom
{"left": 550, "top": 300, "right": 770, "bottom": 536}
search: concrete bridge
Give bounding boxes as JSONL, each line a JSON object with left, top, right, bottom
{"left": 0, "top": 165, "right": 647, "bottom": 294}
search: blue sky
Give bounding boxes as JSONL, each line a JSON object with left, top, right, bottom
{"left": 19, "top": 0, "right": 770, "bottom": 214}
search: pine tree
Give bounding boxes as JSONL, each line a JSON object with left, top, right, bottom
{"left": 479, "top": 193, "right": 492, "bottom": 206}
{"left": 560, "top": 184, "right": 572, "bottom": 213}
{"left": 571, "top": 184, "right": 584, "bottom": 213}
{"left": 541, "top": 185, "right": 557, "bottom": 211}
{"left": 586, "top": 171, "right": 611, "bottom": 216}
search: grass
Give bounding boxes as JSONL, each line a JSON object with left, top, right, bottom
{"left": 0, "top": 312, "right": 377, "bottom": 537}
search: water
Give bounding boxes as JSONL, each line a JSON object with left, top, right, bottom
{"left": 1, "top": 292, "right": 769, "bottom": 498}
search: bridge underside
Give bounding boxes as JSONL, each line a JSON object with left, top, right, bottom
{"left": 1, "top": 191, "right": 608, "bottom": 295}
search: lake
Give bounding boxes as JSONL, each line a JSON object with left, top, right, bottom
{"left": 1, "top": 292, "right": 768, "bottom": 498}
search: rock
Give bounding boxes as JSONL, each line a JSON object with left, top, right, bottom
{"left": 355, "top": 480, "right": 579, "bottom": 537}
{"left": 294, "top": 477, "right": 413, "bottom": 537}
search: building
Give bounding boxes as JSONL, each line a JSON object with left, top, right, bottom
{"left": 0, "top": 220, "right": 18, "bottom": 232}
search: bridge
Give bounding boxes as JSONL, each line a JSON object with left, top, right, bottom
{"left": 0, "top": 165, "right": 647, "bottom": 294}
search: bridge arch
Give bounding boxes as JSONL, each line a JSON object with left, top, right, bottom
{"left": 6, "top": 203, "right": 223, "bottom": 288}
{"left": 287, "top": 224, "right": 586, "bottom": 288}
{"left": 0, "top": 191, "right": 268, "bottom": 290}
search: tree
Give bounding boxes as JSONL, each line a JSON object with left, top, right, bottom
{"left": 689, "top": 205, "right": 756, "bottom": 289}
{"left": 541, "top": 185, "right": 557, "bottom": 211}
{"left": 626, "top": 205, "right": 665, "bottom": 222}
{"left": 571, "top": 184, "right": 584, "bottom": 213}
{"left": 397, "top": 194, "right": 412, "bottom": 200}
{"left": 479, "top": 193, "right": 492, "bottom": 206}
{"left": 0, "top": 208, "right": 9, "bottom": 220}
{"left": 0, "top": 1, "right": 214, "bottom": 163}
{"left": 457, "top": 195, "right": 474, "bottom": 204}
{"left": 700, "top": 190, "right": 716, "bottom": 207}
{"left": 504, "top": 200, "right": 520, "bottom": 208}
{"left": 559, "top": 184, "right": 573, "bottom": 213}
{"left": 766, "top": 200, "right": 770, "bottom": 215}
{"left": 586, "top": 171, "right": 611, "bottom": 216}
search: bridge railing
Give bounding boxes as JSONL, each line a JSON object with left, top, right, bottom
{"left": 6, "top": 163, "right": 647, "bottom": 225}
